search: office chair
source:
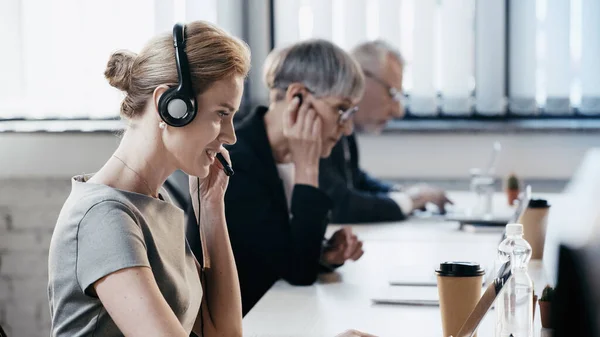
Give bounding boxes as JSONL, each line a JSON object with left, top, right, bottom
{"left": 163, "top": 170, "right": 204, "bottom": 337}
{"left": 163, "top": 170, "right": 190, "bottom": 210}
{"left": 163, "top": 170, "right": 204, "bottom": 269}
{"left": 0, "top": 322, "right": 8, "bottom": 337}
{"left": 553, "top": 243, "right": 600, "bottom": 337}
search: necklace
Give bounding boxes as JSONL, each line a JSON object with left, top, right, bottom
{"left": 112, "top": 154, "right": 155, "bottom": 197}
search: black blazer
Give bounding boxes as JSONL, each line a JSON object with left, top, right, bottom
{"left": 225, "top": 106, "right": 333, "bottom": 316}
{"left": 319, "top": 133, "right": 407, "bottom": 223}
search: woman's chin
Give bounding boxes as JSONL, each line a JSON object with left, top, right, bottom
{"left": 193, "top": 165, "right": 210, "bottom": 179}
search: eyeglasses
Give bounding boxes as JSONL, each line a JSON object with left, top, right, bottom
{"left": 363, "top": 70, "right": 404, "bottom": 103}
{"left": 335, "top": 104, "right": 358, "bottom": 125}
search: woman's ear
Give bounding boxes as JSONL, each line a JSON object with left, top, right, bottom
{"left": 152, "top": 85, "right": 170, "bottom": 115}
{"left": 284, "top": 83, "right": 309, "bottom": 103}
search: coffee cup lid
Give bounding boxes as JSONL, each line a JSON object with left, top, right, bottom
{"left": 528, "top": 198, "right": 550, "bottom": 208}
{"left": 436, "top": 262, "right": 485, "bottom": 277}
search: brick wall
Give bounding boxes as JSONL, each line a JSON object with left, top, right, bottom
{"left": 0, "top": 178, "right": 71, "bottom": 337}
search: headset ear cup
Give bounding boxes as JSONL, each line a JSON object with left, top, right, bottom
{"left": 158, "top": 87, "right": 196, "bottom": 127}
{"left": 158, "top": 87, "right": 177, "bottom": 122}
{"left": 159, "top": 23, "right": 198, "bottom": 128}
{"left": 167, "top": 97, "right": 189, "bottom": 119}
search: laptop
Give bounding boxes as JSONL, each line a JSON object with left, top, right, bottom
{"left": 446, "top": 185, "right": 532, "bottom": 229}
{"left": 428, "top": 141, "right": 516, "bottom": 228}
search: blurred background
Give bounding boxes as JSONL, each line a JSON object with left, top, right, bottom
{"left": 0, "top": 0, "right": 599, "bottom": 336}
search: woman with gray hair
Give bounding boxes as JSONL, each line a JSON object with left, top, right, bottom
{"left": 223, "top": 39, "right": 367, "bottom": 323}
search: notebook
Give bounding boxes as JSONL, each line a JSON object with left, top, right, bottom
{"left": 371, "top": 286, "right": 441, "bottom": 306}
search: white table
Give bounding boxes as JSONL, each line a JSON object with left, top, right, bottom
{"left": 243, "top": 192, "right": 559, "bottom": 337}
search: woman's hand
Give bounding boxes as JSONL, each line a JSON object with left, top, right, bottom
{"left": 283, "top": 96, "right": 322, "bottom": 188}
{"left": 187, "top": 147, "right": 243, "bottom": 336}
{"left": 189, "top": 148, "right": 231, "bottom": 205}
{"left": 322, "top": 227, "right": 364, "bottom": 265}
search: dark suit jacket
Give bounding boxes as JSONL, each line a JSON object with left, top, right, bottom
{"left": 319, "top": 133, "right": 407, "bottom": 223}
{"left": 225, "top": 106, "right": 333, "bottom": 315}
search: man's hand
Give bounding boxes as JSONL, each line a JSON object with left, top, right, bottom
{"left": 322, "top": 227, "right": 364, "bottom": 266}
{"left": 406, "top": 184, "right": 453, "bottom": 213}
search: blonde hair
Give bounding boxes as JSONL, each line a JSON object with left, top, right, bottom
{"left": 263, "top": 39, "right": 364, "bottom": 102}
{"left": 105, "top": 21, "right": 251, "bottom": 118}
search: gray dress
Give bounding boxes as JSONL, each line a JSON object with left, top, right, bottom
{"left": 48, "top": 175, "right": 202, "bottom": 336}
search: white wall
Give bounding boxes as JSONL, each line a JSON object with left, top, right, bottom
{"left": 0, "top": 133, "right": 120, "bottom": 179}
{"left": 1, "top": 131, "right": 599, "bottom": 179}
{"left": 358, "top": 133, "right": 600, "bottom": 179}
{"left": 0, "top": 178, "right": 66, "bottom": 337}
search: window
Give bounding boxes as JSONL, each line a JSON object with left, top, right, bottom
{"left": 510, "top": 0, "right": 600, "bottom": 116}
{"left": 0, "top": 0, "right": 243, "bottom": 120}
{"left": 272, "top": 0, "right": 600, "bottom": 117}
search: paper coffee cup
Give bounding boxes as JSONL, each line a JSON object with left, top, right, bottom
{"left": 436, "top": 262, "right": 485, "bottom": 337}
{"left": 518, "top": 199, "right": 550, "bottom": 260}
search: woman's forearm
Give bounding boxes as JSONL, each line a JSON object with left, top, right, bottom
{"left": 195, "top": 199, "right": 243, "bottom": 337}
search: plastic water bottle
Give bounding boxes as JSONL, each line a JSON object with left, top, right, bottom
{"left": 495, "top": 223, "right": 533, "bottom": 337}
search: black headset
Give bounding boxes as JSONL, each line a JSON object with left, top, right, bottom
{"left": 158, "top": 23, "right": 197, "bottom": 127}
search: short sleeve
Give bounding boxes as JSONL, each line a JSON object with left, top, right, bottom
{"left": 76, "top": 201, "right": 150, "bottom": 296}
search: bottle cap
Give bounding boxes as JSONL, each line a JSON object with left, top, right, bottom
{"left": 506, "top": 223, "right": 523, "bottom": 236}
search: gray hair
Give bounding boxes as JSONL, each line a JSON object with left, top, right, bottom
{"left": 263, "top": 39, "right": 365, "bottom": 101}
{"left": 351, "top": 40, "right": 404, "bottom": 75}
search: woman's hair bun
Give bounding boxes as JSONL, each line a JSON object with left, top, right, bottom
{"left": 104, "top": 50, "right": 137, "bottom": 92}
